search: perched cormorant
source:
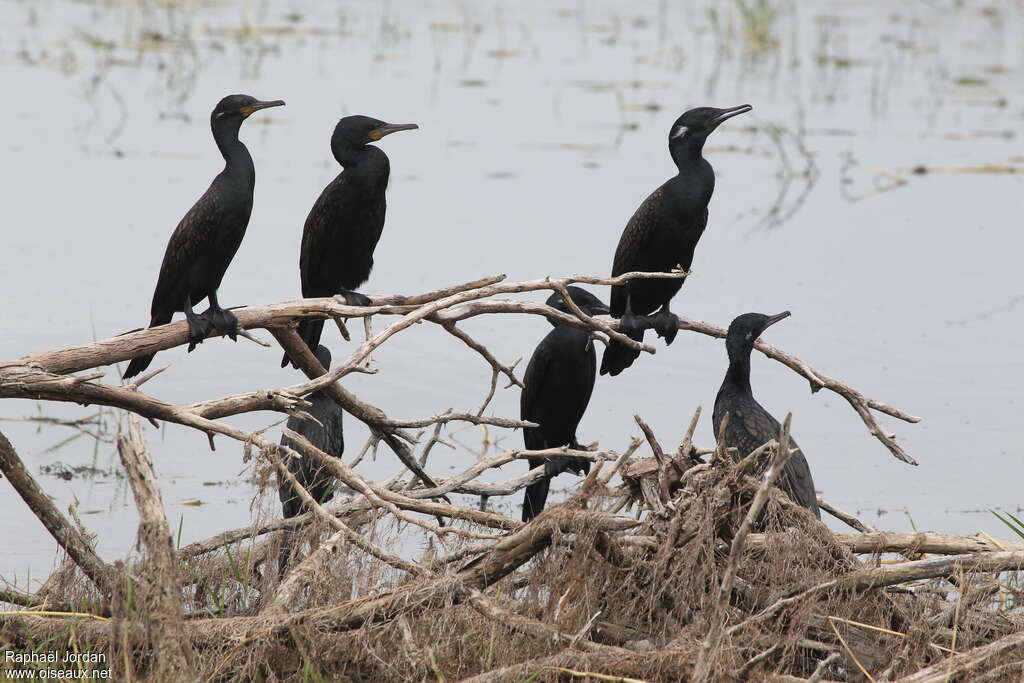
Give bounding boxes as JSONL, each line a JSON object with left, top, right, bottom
{"left": 713, "top": 312, "right": 820, "bottom": 517}
{"left": 281, "top": 115, "right": 418, "bottom": 368}
{"left": 601, "top": 104, "right": 752, "bottom": 377}
{"left": 278, "top": 345, "right": 345, "bottom": 572}
{"left": 123, "top": 94, "right": 284, "bottom": 379}
{"left": 520, "top": 286, "right": 610, "bottom": 521}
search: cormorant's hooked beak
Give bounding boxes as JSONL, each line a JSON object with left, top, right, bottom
{"left": 240, "top": 100, "right": 286, "bottom": 117}
{"left": 763, "top": 310, "right": 791, "bottom": 330}
{"left": 590, "top": 302, "right": 611, "bottom": 316}
{"left": 369, "top": 122, "right": 419, "bottom": 141}
{"left": 711, "top": 103, "right": 752, "bottom": 125}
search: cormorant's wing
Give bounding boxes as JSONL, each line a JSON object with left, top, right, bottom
{"left": 610, "top": 187, "right": 665, "bottom": 317}
{"left": 776, "top": 436, "right": 820, "bottom": 516}
{"left": 739, "top": 406, "right": 820, "bottom": 517}
{"left": 150, "top": 183, "right": 228, "bottom": 315}
{"left": 300, "top": 175, "right": 349, "bottom": 298}
{"left": 520, "top": 336, "right": 552, "bottom": 452}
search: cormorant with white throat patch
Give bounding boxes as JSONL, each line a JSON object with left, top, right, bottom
{"left": 713, "top": 311, "right": 820, "bottom": 517}
{"left": 601, "top": 104, "right": 752, "bottom": 376}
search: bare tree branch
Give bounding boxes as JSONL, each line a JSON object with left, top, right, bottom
{"left": 0, "top": 429, "right": 117, "bottom": 597}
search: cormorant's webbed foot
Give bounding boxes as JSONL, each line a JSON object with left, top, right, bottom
{"left": 543, "top": 447, "right": 593, "bottom": 479}
{"left": 649, "top": 307, "right": 680, "bottom": 345}
{"left": 184, "top": 313, "right": 214, "bottom": 353}
{"left": 205, "top": 306, "right": 239, "bottom": 342}
{"left": 335, "top": 289, "right": 372, "bottom": 308}
{"left": 619, "top": 309, "right": 647, "bottom": 339}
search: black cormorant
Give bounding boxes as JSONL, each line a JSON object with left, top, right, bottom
{"left": 601, "top": 104, "right": 752, "bottom": 376}
{"left": 278, "top": 345, "right": 345, "bottom": 572}
{"left": 123, "top": 94, "right": 284, "bottom": 379}
{"left": 712, "top": 312, "right": 820, "bottom": 517}
{"left": 520, "top": 286, "right": 609, "bottom": 521}
{"left": 281, "top": 115, "right": 418, "bottom": 368}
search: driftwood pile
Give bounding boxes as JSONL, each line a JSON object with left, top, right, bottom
{"left": 1, "top": 272, "right": 1022, "bottom": 681}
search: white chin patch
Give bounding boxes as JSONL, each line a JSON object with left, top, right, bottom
{"left": 672, "top": 124, "right": 689, "bottom": 139}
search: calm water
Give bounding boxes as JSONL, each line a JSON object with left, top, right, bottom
{"left": 1, "top": 0, "right": 1022, "bottom": 584}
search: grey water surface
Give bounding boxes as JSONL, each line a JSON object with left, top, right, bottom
{"left": 1, "top": 0, "right": 1022, "bottom": 584}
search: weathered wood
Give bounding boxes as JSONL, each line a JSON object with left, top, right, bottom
{"left": 827, "top": 531, "right": 1024, "bottom": 556}
{"left": 731, "top": 550, "right": 1024, "bottom": 638}
{"left": 1, "top": 272, "right": 916, "bottom": 464}
{"left": 0, "top": 429, "right": 116, "bottom": 597}
{"left": 115, "top": 415, "right": 194, "bottom": 678}
{"left": 892, "top": 630, "right": 1024, "bottom": 682}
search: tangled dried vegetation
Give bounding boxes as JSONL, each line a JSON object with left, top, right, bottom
{"left": 1, "top": 272, "right": 1022, "bottom": 682}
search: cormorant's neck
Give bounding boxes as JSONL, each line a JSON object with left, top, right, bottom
{"left": 333, "top": 145, "right": 390, "bottom": 186}
{"left": 669, "top": 132, "right": 709, "bottom": 170}
{"left": 724, "top": 347, "right": 753, "bottom": 393}
{"left": 213, "top": 118, "right": 254, "bottom": 182}
{"left": 332, "top": 142, "right": 375, "bottom": 168}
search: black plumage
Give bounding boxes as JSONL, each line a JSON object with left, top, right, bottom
{"left": 601, "top": 104, "right": 752, "bottom": 376}
{"left": 713, "top": 312, "right": 820, "bottom": 517}
{"left": 281, "top": 115, "right": 418, "bottom": 368}
{"left": 520, "top": 286, "right": 609, "bottom": 521}
{"left": 123, "top": 94, "right": 284, "bottom": 380}
{"left": 278, "top": 345, "right": 345, "bottom": 572}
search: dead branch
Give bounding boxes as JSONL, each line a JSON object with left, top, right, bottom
{"left": 0, "top": 273, "right": 952, "bottom": 682}
{"left": 818, "top": 497, "right": 876, "bottom": 533}
{"left": 820, "top": 532, "right": 1024, "bottom": 556}
{"left": 0, "top": 587, "right": 45, "bottom": 609}
{"left": 694, "top": 414, "right": 796, "bottom": 681}
{"left": 891, "top": 630, "right": 1024, "bottom": 682}
{"left": 114, "top": 415, "right": 194, "bottom": 677}
{"left": 265, "top": 449, "right": 422, "bottom": 612}
{"left": 281, "top": 428, "right": 499, "bottom": 540}
{"left": 0, "top": 429, "right": 117, "bottom": 597}
{"left": 730, "top": 551, "right": 1024, "bottom": 638}
{"left": 434, "top": 320, "right": 523, "bottom": 415}
{"left": 2, "top": 272, "right": 919, "bottom": 474}
{"left": 270, "top": 327, "right": 442, "bottom": 491}
{"left": 190, "top": 509, "right": 632, "bottom": 648}
{"left": 676, "top": 315, "right": 920, "bottom": 465}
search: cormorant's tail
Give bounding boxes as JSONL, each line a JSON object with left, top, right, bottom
{"left": 522, "top": 474, "right": 551, "bottom": 522}
{"left": 280, "top": 318, "right": 325, "bottom": 368}
{"left": 277, "top": 527, "right": 296, "bottom": 576}
{"left": 122, "top": 311, "right": 173, "bottom": 380}
{"left": 600, "top": 326, "right": 645, "bottom": 376}
{"left": 521, "top": 454, "right": 592, "bottom": 522}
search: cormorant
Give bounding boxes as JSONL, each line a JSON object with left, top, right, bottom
{"left": 520, "top": 286, "right": 609, "bottom": 521}
{"left": 712, "top": 312, "right": 820, "bottom": 517}
{"left": 278, "top": 345, "right": 344, "bottom": 572}
{"left": 123, "top": 94, "right": 284, "bottom": 379}
{"left": 281, "top": 115, "right": 418, "bottom": 368}
{"left": 600, "top": 104, "right": 752, "bottom": 377}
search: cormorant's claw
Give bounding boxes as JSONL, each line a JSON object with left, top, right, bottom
{"left": 335, "top": 289, "right": 372, "bottom": 308}
{"left": 543, "top": 452, "right": 592, "bottom": 479}
{"left": 649, "top": 309, "right": 680, "bottom": 345}
{"left": 186, "top": 316, "right": 214, "bottom": 352}
{"left": 205, "top": 307, "right": 239, "bottom": 342}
